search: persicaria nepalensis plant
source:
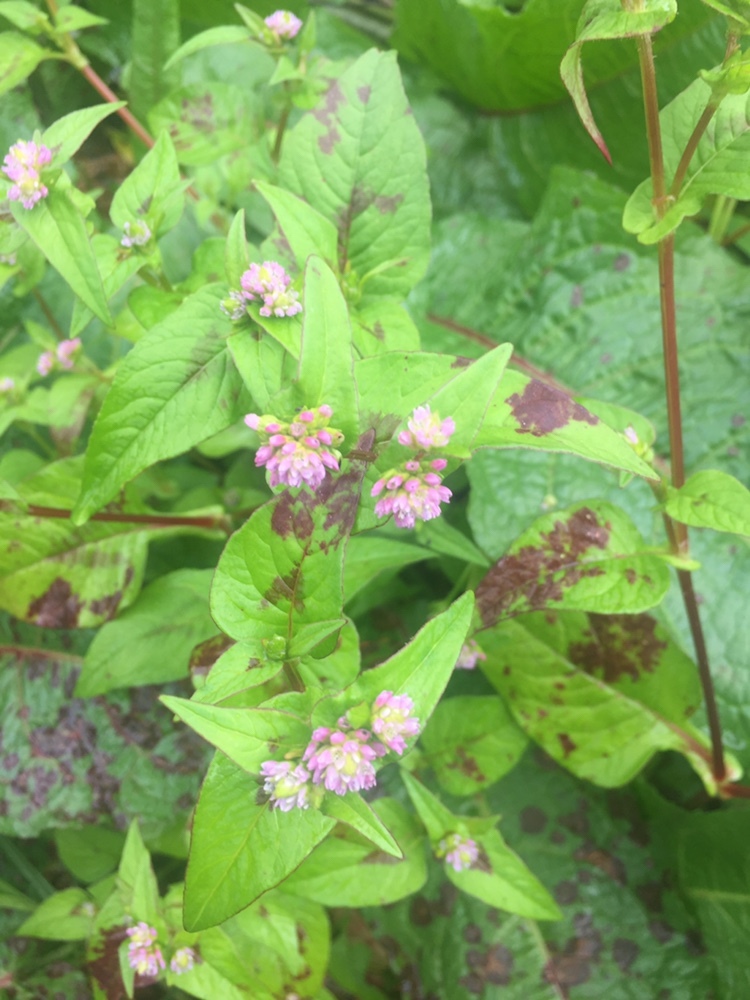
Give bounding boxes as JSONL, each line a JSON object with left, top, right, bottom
{"left": 264, "top": 9, "right": 303, "bottom": 41}
{"left": 437, "top": 833, "right": 480, "bottom": 873}
{"left": 245, "top": 404, "right": 343, "bottom": 490}
{"left": 125, "top": 922, "right": 165, "bottom": 977}
{"left": 36, "top": 338, "right": 82, "bottom": 377}
{"left": 2, "top": 140, "right": 52, "bottom": 209}
{"left": 241, "top": 260, "right": 302, "bottom": 318}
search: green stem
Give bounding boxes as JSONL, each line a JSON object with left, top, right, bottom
{"left": 272, "top": 100, "right": 292, "bottom": 164}
{"left": 32, "top": 288, "right": 65, "bottom": 341}
{"left": 708, "top": 194, "right": 737, "bottom": 243}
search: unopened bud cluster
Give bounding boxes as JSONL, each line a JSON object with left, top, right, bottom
{"left": 436, "top": 833, "right": 479, "bottom": 873}
{"left": 2, "top": 140, "right": 52, "bottom": 210}
{"left": 121, "top": 220, "right": 152, "bottom": 248}
{"left": 37, "top": 338, "right": 81, "bottom": 377}
{"left": 372, "top": 405, "right": 455, "bottom": 529}
{"left": 260, "top": 690, "right": 420, "bottom": 811}
{"left": 125, "top": 922, "right": 196, "bottom": 978}
{"left": 221, "top": 260, "right": 302, "bottom": 321}
{"left": 245, "top": 404, "right": 342, "bottom": 490}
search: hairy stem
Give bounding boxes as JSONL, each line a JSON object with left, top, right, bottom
{"left": 23, "top": 505, "right": 229, "bottom": 530}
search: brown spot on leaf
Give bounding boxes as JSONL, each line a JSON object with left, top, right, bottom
{"left": 612, "top": 938, "right": 639, "bottom": 972}
{"left": 558, "top": 733, "right": 577, "bottom": 757}
{"left": 28, "top": 579, "right": 82, "bottom": 628}
{"left": 409, "top": 895, "right": 433, "bottom": 927}
{"left": 271, "top": 493, "right": 315, "bottom": 540}
{"left": 555, "top": 880, "right": 579, "bottom": 905}
{"left": 613, "top": 253, "right": 631, "bottom": 271}
{"left": 313, "top": 79, "right": 345, "bottom": 154}
{"left": 445, "top": 746, "right": 486, "bottom": 782}
{"left": 88, "top": 926, "right": 129, "bottom": 999}
{"left": 357, "top": 85, "right": 371, "bottom": 103}
{"left": 648, "top": 919, "right": 674, "bottom": 943}
{"left": 544, "top": 913, "right": 602, "bottom": 988}
{"left": 570, "top": 285, "right": 584, "bottom": 308}
{"left": 264, "top": 571, "right": 304, "bottom": 612}
{"left": 463, "top": 924, "right": 482, "bottom": 943}
{"left": 463, "top": 944, "right": 513, "bottom": 987}
{"left": 476, "top": 507, "right": 609, "bottom": 624}
{"left": 520, "top": 805, "right": 548, "bottom": 834}
{"left": 574, "top": 845, "right": 627, "bottom": 884}
{"left": 374, "top": 193, "right": 404, "bottom": 214}
{"left": 506, "top": 379, "right": 599, "bottom": 437}
{"left": 568, "top": 613, "right": 667, "bottom": 684}
{"left": 189, "top": 633, "right": 234, "bottom": 679}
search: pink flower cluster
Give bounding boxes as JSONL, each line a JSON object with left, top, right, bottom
{"left": 438, "top": 833, "right": 479, "bottom": 873}
{"left": 37, "top": 338, "right": 81, "bottom": 377}
{"left": 245, "top": 404, "right": 343, "bottom": 490}
{"left": 170, "top": 947, "right": 197, "bottom": 975}
{"left": 241, "top": 261, "right": 302, "bottom": 318}
{"left": 260, "top": 691, "right": 420, "bottom": 810}
{"left": 455, "top": 639, "right": 487, "bottom": 671}
{"left": 265, "top": 10, "right": 303, "bottom": 40}
{"left": 121, "top": 220, "right": 152, "bottom": 248}
{"left": 373, "top": 405, "right": 455, "bottom": 530}
{"left": 126, "top": 923, "right": 165, "bottom": 978}
{"left": 0, "top": 377, "right": 14, "bottom": 394}
{"left": 2, "top": 140, "right": 52, "bottom": 209}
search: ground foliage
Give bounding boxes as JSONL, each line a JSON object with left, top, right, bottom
{"left": 0, "top": 0, "right": 748, "bottom": 997}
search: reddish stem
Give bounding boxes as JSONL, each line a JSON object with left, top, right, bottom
{"left": 25, "top": 504, "right": 228, "bottom": 530}
{"left": 79, "top": 63, "right": 155, "bottom": 149}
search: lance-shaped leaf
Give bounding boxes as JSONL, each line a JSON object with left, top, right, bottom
{"left": 624, "top": 79, "right": 750, "bottom": 243}
{"left": 255, "top": 181, "right": 339, "bottom": 272}
{"left": 118, "top": 820, "right": 160, "bottom": 928}
{"left": 229, "top": 331, "right": 297, "bottom": 412}
{"left": 664, "top": 469, "right": 750, "bottom": 537}
{"left": 129, "top": 0, "right": 179, "bottom": 122}
{"left": 164, "top": 24, "right": 253, "bottom": 69}
{"left": 0, "top": 31, "right": 48, "bottom": 95}
{"left": 17, "top": 888, "right": 94, "bottom": 941}
{"left": 279, "top": 49, "right": 430, "bottom": 299}
{"left": 321, "top": 793, "right": 402, "bottom": 858}
{"left": 560, "top": 0, "right": 677, "bottom": 162}
{"left": 41, "top": 103, "right": 125, "bottom": 166}
{"left": 184, "top": 753, "right": 334, "bottom": 930}
{"left": 475, "top": 500, "right": 670, "bottom": 624}
{"left": 480, "top": 614, "right": 723, "bottom": 790}
{"left": 109, "top": 131, "right": 184, "bottom": 237}
{"left": 297, "top": 255, "right": 359, "bottom": 444}
{"left": 73, "top": 286, "right": 248, "bottom": 522}
{"left": 210, "top": 455, "right": 370, "bottom": 655}
{"left": 10, "top": 188, "right": 111, "bottom": 324}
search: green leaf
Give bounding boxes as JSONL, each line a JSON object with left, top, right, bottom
{"left": 10, "top": 188, "right": 111, "bottom": 324}
{"left": 0, "top": 2, "right": 48, "bottom": 31}
{"left": 0, "top": 878, "right": 35, "bottom": 911}
{"left": 0, "top": 31, "right": 48, "bottom": 95}
{"left": 55, "top": 827, "right": 125, "bottom": 883}
{"left": 624, "top": 80, "right": 750, "bottom": 243}
{"left": 255, "top": 181, "right": 339, "bottom": 272}
{"left": 118, "top": 820, "right": 160, "bottom": 926}
{"left": 664, "top": 469, "right": 750, "bottom": 537}
{"left": 343, "top": 535, "right": 434, "bottom": 602}
{"left": 184, "top": 753, "right": 334, "bottom": 930}
{"left": 54, "top": 4, "right": 108, "bottom": 32}
{"left": 228, "top": 331, "right": 296, "bottom": 412}
{"left": 18, "top": 888, "right": 94, "bottom": 941}
{"left": 225, "top": 208, "right": 248, "bottom": 287}
{"left": 321, "top": 793, "right": 402, "bottom": 858}
{"left": 109, "top": 131, "right": 184, "bottom": 237}
{"left": 129, "top": 0, "right": 180, "bottom": 123}
{"left": 77, "top": 570, "right": 218, "bottom": 696}
{"left": 400, "top": 770, "right": 462, "bottom": 841}
{"left": 164, "top": 24, "right": 253, "bottom": 70}
{"left": 42, "top": 103, "right": 125, "bottom": 165}
{"left": 149, "top": 82, "right": 257, "bottom": 166}
{"left": 73, "top": 286, "right": 248, "bottom": 522}
{"left": 280, "top": 49, "right": 430, "bottom": 299}
{"left": 297, "top": 255, "right": 358, "bottom": 443}
{"left": 191, "top": 641, "right": 284, "bottom": 706}
{"left": 475, "top": 500, "right": 670, "bottom": 623}
{"left": 560, "top": 0, "right": 677, "bottom": 162}
{"left": 350, "top": 299, "right": 421, "bottom": 355}
{"left": 284, "top": 799, "right": 427, "bottom": 907}
{"left": 421, "top": 695, "right": 529, "bottom": 796}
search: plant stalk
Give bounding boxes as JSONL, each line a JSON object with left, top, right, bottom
{"left": 670, "top": 99, "right": 719, "bottom": 198}
{"left": 22, "top": 504, "right": 229, "bottom": 530}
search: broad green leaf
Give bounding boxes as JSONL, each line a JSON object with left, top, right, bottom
{"left": 350, "top": 299, "right": 420, "bottom": 355}
{"left": 161, "top": 696, "right": 311, "bottom": 773}
{"left": 255, "top": 181, "right": 339, "bottom": 272}
{"left": 665, "top": 469, "right": 750, "bottom": 537}
{"left": 0, "top": 878, "right": 35, "bottom": 911}
{"left": 321, "top": 793, "right": 402, "bottom": 858}
{"left": 475, "top": 500, "right": 670, "bottom": 623}
{"left": 421, "top": 695, "right": 529, "bottom": 796}
{"left": 184, "top": 753, "right": 333, "bottom": 930}
{"left": 191, "top": 641, "right": 284, "bottom": 706}
{"left": 55, "top": 827, "right": 125, "bottom": 883}
{"left": 68, "top": 234, "right": 147, "bottom": 337}
{"left": 17, "top": 888, "right": 93, "bottom": 941}
{"left": 109, "top": 131, "right": 184, "bottom": 237}
{"left": 118, "top": 820, "right": 160, "bottom": 926}
{"left": 280, "top": 49, "right": 430, "bottom": 299}
{"left": 73, "top": 286, "right": 248, "bottom": 522}
{"left": 210, "top": 464, "right": 369, "bottom": 654}
{"left": 624, "top": 79, "right": 750, "bottom": 243}
{"left": 480, "top": 617, "right": 719, "bottom": 789}
{"left": 10, "top": 188, "right": 112, "bottom": 324}
{"left": 77, "top": 570, "right": 217, "bottom": 695}
{"left": 297, "top": 255, "right": 358, "bottom": 443}
{"left": 343, "top": 535, "right": 434, "bottom": 602}
{"left": 54, "top": 5, "right": 108, "bottom": 31}
{"left": 129, "top": 0, "right": 180, "bottom": 122}
{"left": 560, "top": 0, "right": 677, "bottom": 161}
{"left": 149, "top": 82, "right": 257, "bottom": 166}
{"left": 42, "top": 103, "right": 125, "bottom": 165}
{"left": 284, "top": 799, "right": 427, "bottom": 907}
{"left": 164, "top": 24, "right": 253, "bottom": 69}
{"left": 0, "top": 31, "right": 48, "bottom": 95}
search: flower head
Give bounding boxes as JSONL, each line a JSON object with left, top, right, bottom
{"left": 0, "top": 377, "right": 15, "bottom": 394}
{"left": 126, "top": 923, "right": 165, "bottom": 978}
{"left": 371, "top": 691, "right": 420, "bottom": 755}
{"left": 3, "top": 140, "right": 52, "bottom": 209}
{"left": 121, "top": 220, "right": 152, "bottom": 248}
{"left": 37, "top": 351, "right": 55, "bottom": 377}
{"left": 372, "top": 458, "right": 451, "bottom": 529}
{"left": 264, "top": 10, "right": 302, "bottom": 40}
{"left": 57, "top": 337, "right": 81, "bottom": 370}
{"left": 437, "top": 833, "right": 479, "bottom": 873}
{"left": 0, "top": 253, "right": 17, "bottom": 266}
{"left": 455, "top": 639, "right": 487, "bottom": 671}
{"left": 220, "top": 289, "right": 247, "bottom": 321}
{"left": 398, "top": 405, "right": 455, "bottom": 450}
{"left": 245, "top": 404, "right": 342, "bottom": 490}
{"left": 170, "top": 947, "right": 196, "bottom": 975}
{"left": 260, "top": 760, "right": 311, "bottom": 811}
{"left": 241, "top": 261, "right": 302, "bottom": 318}
{"left": 303, "top": 727, "right": 381, "bottom": 796}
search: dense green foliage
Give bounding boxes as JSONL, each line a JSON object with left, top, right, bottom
{"left": 0, "top": 0, "right": 749, "bottom": 997}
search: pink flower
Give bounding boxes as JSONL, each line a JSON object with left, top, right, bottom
{"left": 0, "top": 377, "right": 14, "bottom": 393}
{"left": 245, "top": 404, "right": 343, "bottom": 490}
{"left": 170, "top": 947, "right": 196, "bottom": 974}
{"left": 219, "top": 290, "right": 246, "bottom": 321}
{"left": 398, "top": 405, "right": 455, "bottom": 450}
{"left": 455, "top": 639, "right": 487, "bottom": 671}
{"left": 0, "top": 253, "right": 17, "bottom": 266}
{"left": 438, "top": 834, "right": 479, "bottom": 872}
{"left": 304, "top": 728, "right": 381, "bottom": 796}
{"left": 36, "top": 351, "right": 55, "bottom": 377}
{"left": 241, "top": 261, "right": 302, "bottom": 318}
{"left": 3, "top": 140, "right": 52, "bottom": 209}
{"left": 121, "top": 220, "right": 152, "bottom": 248}
{"left": 372, "top": 458, "right": 451, "bottom": 529}
{"left": 260, "top": 760, "right": 311, "bottom": 811}
{"left": 126, "top": 923, "right": 165, "bottom": 977}
{"left": 56, "top": 338, "right": 81, "bottom": 369}
{"left": 371, "top": 691, "right": 420, "bottom": 755}
{"left": 264, "top": 10, "right": 302, "bottom": 40}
